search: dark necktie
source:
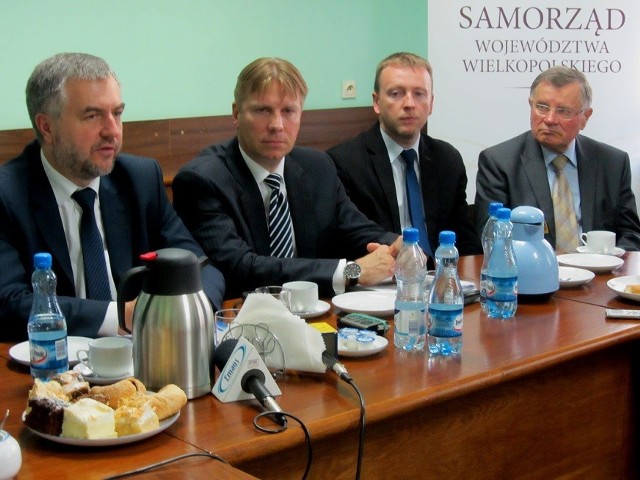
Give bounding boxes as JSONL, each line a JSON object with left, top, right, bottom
{"left": 551, "top": 155, "right": 579, "bottom": 253}
{"left": 264, "top": 173, "right": 294, "bottom": 258}
{"left": 401, "top": 149, "right": 432, "bottom": 257}
{"left": 72, "top": 188, "right": 112, "bottom": 300}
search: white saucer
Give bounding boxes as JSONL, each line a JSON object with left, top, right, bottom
{"left": 72, "top": 363, "right": 134, "bottom": 385}
{"left": 556, "top": 253, "right": 624, "bottom": 274}
{"left": 338, "top": 335, "right": 389, "bottom": 358}
{"left": 332, "top": 291, "right": 396, "bottom": 316}
{"left": 607, "top": 275, "right": 640, "bottom": 302}
{"left": 293, "top": 300, "right": 331, "bottom": 319}
{"left": 9, "top": 336, "right": 92, "bottom": 367}
{"left": 576, "top": 245, "right": 625, "bottom": 257}
{"left": 558, "top": 266, "right": 595, "bottom": 288}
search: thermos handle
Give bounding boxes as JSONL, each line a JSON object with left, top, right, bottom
{"left": 117, "top": 266, "right": 147, "bottom": 334}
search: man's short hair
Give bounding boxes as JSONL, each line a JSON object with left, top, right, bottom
{"left": 529, "top": 66, "right": 592, "bottom": 109}
{"left": 374, "top": 52, "right": 433, "bottom": 93}
{"left": 26, "top": 52, "right": 117, "bottom": 141}
{"left": 234, "top": 57, "right": 308, "bottom": 107}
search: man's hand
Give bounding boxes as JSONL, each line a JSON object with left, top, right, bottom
{"left": 356, "top": 243, "right": 396, "bottom": 286}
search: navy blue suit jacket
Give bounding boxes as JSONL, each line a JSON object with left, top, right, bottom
{"left": 172, "top": 137, "right": 398, "bottom": 298}
{"left": 327, "top": 123, "right": 481, "bottom": 256}
{"left": 0, "top": 140, "right": 225, "bottom": 341}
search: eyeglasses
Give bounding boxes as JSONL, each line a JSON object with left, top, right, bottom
{"left": 533, "top": 103, "right": 584, "bottom": 121}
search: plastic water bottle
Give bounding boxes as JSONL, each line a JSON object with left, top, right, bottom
{"left": 427, "top": 231, "right": 463, "bottom": 356}
{"left": 480, "top": 202, "right": 503, "bottom": 312}
{"left": 485, "top": 208, "right": 518, "bottom": 318}
{"left": 28, "top": 252, "right": 68, "bottom": 380}
{"left": 394, "top": 228, "right": 428, "bottom": 351}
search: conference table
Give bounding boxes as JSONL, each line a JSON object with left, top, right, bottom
{"left": 1, "top": 254, "right": 639, "bottom": 479}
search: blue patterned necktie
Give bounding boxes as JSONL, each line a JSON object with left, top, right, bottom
{"left": 264, "top": 173, "right": 294, "bottom": 258}
{"left": 401, "top": 149, "right": 432, "bottom": 257}
{"left": 72, "top": 188, "right": 112, "bottom": 300}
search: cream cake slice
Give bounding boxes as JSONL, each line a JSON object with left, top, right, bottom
{"left": 61, "top": 398, "right": 117, "bottom": 439}
{"left": 115, "top": 393, "right": 159, "bottom": 436}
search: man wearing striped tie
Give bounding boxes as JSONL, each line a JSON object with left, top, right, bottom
{"left": 475, "top": 66, "right": 640, "bottom": 253}
{"left": 174, "top": 58, "right": 402, "bottom": 299}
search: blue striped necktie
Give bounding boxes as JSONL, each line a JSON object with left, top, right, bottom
{"left": 72, "top": 188, "right": 112, "bottom": 300}
{"left": 264, "top": 173, "right": 294, "bottom": 258}
{"left": 401, "top": 149, "right": 432, "bottom": 257}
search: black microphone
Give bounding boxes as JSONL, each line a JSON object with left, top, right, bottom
{"left": 322, "top": 350, "right": 352, "bottom": 382}
{"left": 214, "top": 338, "right": 286, "bottom": 425}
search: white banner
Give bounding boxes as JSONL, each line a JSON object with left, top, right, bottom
{"left": 427, "top": 2, "right": 640, "bottom": 211}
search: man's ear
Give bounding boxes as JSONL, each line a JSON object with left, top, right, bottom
{"left": 34, "top": 113, "right": 54, "bottom": 144}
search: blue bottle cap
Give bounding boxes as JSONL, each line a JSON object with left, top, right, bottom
{"left": 402, "top": 228, "right": 419, "bottom": 243}
{"left": 488, "top": 202, "right": 503, "bottom": 215}
{"left": 34, "top": 252, "right": 52, "bottom": 269}
{"left": 439, "top": 230, "right": 456, "bottom": 244}
{"left": 496, "top": 207, "right": 512, "bottom": 220}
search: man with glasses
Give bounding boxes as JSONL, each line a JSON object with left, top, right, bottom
{"left": 475, "top": 65, "right": 640, "bottom": 252}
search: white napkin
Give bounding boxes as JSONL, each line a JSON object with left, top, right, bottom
{"left": 235, "top": 293, "right": 327, "bottom": 373}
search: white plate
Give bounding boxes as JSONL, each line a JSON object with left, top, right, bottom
{"left": 9, "top": 336, "right": 92, "bottom": 367}
{"left": 294, "top": 300, "right": 331, "bottom": 319}
{"left": 558, "top": 266, "right": 595, "bottom": 288}
{"left": 72, "top": 363, "right": 134, "bottom": 385}
{"left": 607, "top": 275, "right": 640, "bottom": 302}
{"left": 576, "top": 245, "right": 625, "bottom": 257}
{"left": 338, "top": 335, "right": 389, "bottom": 358}
{"left": 23, "top": 410, "right": 179, "bottom": 447}
{"left": 556, "top": 253, "right": 624, "bottom": 274}
{"left": 332, "top": 291, "right": 396, "bottom": 316}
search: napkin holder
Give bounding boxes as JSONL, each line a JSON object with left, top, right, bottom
{"left": 212, "top": 336, "right": 282, "bottom": 403}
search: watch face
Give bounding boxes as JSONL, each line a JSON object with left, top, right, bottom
{"left": 345, "top": 262, "right": 361, "bottom": 279}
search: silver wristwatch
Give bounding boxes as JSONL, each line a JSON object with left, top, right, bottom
{"left": 344, "top": 261, "right": 361, "bottom": 289}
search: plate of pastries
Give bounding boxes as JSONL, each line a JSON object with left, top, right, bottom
{"left": 22, "top": 370, "right": 187, "bottom": 446}
{"left": 607, "top": 275, "right": 640, "bottom": 302}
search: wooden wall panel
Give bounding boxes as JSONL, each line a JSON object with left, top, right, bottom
{"left": 0, "top": 107, "right": 378, "bottom": 188}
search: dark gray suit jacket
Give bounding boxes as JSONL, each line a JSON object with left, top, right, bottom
{"left": 327, "top": 123, "right": 481, "bottom": 257}
{"left": 475, "top": 131, "right": 640, "bottom": 251}
{"left": 172, "top": 137, "right": 398, "bottom": 298}
{"left": 0, "top": 140, "right": 225, "bottom": 341}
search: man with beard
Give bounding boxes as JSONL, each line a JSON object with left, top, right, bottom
{"left": 0, "top": 52, "right": 225, "bottom": 341}
{"left": 327, "top": 52, "right": 480, "bottom": 262}
{"left": 475, "top": 66, "right": 640, "bottom": 253}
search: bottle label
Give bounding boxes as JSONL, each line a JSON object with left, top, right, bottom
{"left": 428, "top": 305, "right": 463, "bottom": 337}
{"left": 394, "top": 306, "right": 427, "bottom": 335}
{"left": 486, "top": 276, "right": 518, "bottom": 301}
{"left": 29, "top": 336, "right": 68, "bottom": 371}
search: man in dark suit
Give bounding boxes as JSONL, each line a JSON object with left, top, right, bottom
{"left": 475, "top": 66, "right": 640, "bottom": 252}
{"left": 327, "top": 52, "right": 480, "bottom": 259}
{"left": 173, "top": 58, "right": 400, "bottom": 299}
{"left": 0, "top": 53, "right": 225, "bottom": 341}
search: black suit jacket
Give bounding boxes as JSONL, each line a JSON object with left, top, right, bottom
{"left": 327, "top": 123, "right": 481, "bottom": 256}
{"left": 475, "top": 131, "right": 640, "bottom": 251}
{"left": 172, "top": 137, "right": 398, "bottom": 298}
{"left": 0, "top": 140, "right": 225, "bottom": 341}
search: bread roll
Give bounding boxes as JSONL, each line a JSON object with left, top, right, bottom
{"left": 146, "top": 384, "right": 187, "bottom": 420}
{"left": 89, "top": 378, "right": 146, "bottom": 409}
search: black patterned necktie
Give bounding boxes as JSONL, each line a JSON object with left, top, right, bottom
{"left": 264, "top": 173, "right": 294, "bottom": 258}
{"left": 72, "top": 188, "right": 112, "bottom": 300}
{"left": 551, "top": 155, "right": 579, "bottom": 254}
{"left": 401, "top": 149, "right": 432, "bottom": 257}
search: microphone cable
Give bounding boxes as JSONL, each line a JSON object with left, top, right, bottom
{"left": 104, "top": 452, "right": 230, "bottom": 479}
{"left": 322, "top": 351, "right": 366, "bottom": 480}
{"left": 344, "top": 376, "right": 366, "bottom": 480}
{"left": 254, "top": 410, "right": 313, "bottom": 480}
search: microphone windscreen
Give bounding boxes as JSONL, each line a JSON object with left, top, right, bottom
{"left": 213, "top": 338, "right": 239, "bottom": 371}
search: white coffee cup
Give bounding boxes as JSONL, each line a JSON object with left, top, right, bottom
{"left": 283, "top": 281, "right": 319, "bottom": 313}
{"left": 76, "top": 337, "right": 132, "bottom": 378}
{"left": 580, "top": 230, "right": 616, "bottom": 254}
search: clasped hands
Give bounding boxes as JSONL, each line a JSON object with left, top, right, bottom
{"left": 356, "top": 236, "right": 404, "bottom": 287}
